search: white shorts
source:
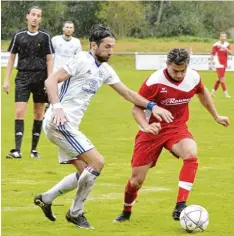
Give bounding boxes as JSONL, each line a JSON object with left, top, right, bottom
{"left": 43, "top": 119, "right": 94, "bottom": 164}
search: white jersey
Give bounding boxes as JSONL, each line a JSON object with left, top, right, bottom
{"left": 52, "top": 35, "right": 82, "bottom": 70}
{"left": 44, "top": 51, "right": 121, "bottom": 128}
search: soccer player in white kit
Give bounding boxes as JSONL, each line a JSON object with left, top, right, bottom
{"left": 34, "top": 24, "right": 173, "bottom": 229}
{"left": 44, "top": 21, "right": 82, "bottom": 113}
{"left": 52, "top": 21, "right": 82, "bottom": 72}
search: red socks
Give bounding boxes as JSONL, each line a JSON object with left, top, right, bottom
{"left": 123, "top": 158, "right": 198, "bottom": 211}
{"left": 221, "top": 82, "right": 227, "bottom": 92}
{"left": 177, "top": 158, "right": 198, "bottom": 203}
{"left": 123, "top": 180, "right": 140, "bottom": 211}
{"left": 213, "top": 80, "right": 220, "bottom": 90}
{"left": 213, "top": 80, "right": 227, "bottom": 92}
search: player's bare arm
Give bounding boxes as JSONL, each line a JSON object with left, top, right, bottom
{"left": 197, "top": 87, "right": 230, "bottom": 127}
{"left": 132, "top": 106, "right": 161, "bottom": 135}
{"left": 45, "top": 68, "right": 71, "bottom": 126}
{"left": 210, "top": 54, "right": 215, "bottom": 64}
{"left": 3, "top": 53, "right": 16, "bottom": 94}
{"left": 110, "top": 82, "right": 174, "bottom": 123}
{"left": 46, "top": 54, "right": 54, "bottom": 77}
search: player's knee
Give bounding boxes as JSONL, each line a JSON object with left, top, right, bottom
{"left": 91, "top": 156, "right": 104, "bottom": 173}
{"left": 33, "top": 108, "right": 44, "bottom": 120}
{"left": 219, "top": 77, "right": 225, "bottom": 82}
{"left": 183, "top": 147, "right": 197, "bottom": 159}
{"left": 15, "top": 107, "right": 26, "bottom": 119}
{"left": 130, "top": 176, "right": 144, "bottom": 189}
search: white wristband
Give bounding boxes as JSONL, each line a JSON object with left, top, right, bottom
{"left": 52, "top": 103, "right": 62, "bottom": 109}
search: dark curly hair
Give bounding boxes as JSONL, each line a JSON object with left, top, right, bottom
{"left": 167, "top": 48, "right": 190, "bottom": 66}
{"left": 89, "top": 24, "right": 115, "bottom": 46}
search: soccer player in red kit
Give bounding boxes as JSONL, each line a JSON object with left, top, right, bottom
{"left": 114, "top": 48, "right": 230, "bottom": 222}
{"left": 210, "top": 32, "right": 232, "bottom": 98}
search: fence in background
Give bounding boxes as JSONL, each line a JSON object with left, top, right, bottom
{"left": 1, "top": 51, "right": 234, "bottom": 71}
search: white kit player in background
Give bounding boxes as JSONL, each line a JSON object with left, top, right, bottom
{"left": 44, "top": 21, "right": 82, "bottom": 112}
{"left": 52, "top": 21, "right": 82, "bottom": 72}
{"left": 34, "top": 24, "right": 173, "bottom": 229}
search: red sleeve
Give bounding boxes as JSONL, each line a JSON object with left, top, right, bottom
{"left": 136, "top": 78, "right": 159, "bottom": 108}
{"left": 195, "top": 78, "right": 205, "bottom": 94}
{"left": 211, "top": 45, "right": 217, "bottom": 55}
{"left": 138, "top": 79, "right": 159, "bottom": 100}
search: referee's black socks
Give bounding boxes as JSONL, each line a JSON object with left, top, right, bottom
{"left": 31, "top": 120, "right": 43, "bottom": 151}
{"left": 15, "top": 119, "right": 24, "bottom": 151}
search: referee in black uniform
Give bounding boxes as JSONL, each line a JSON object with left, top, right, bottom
{"left": 3, "top": 6, "right": 54, "bottom": 159}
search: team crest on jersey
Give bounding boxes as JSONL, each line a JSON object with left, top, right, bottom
{"left": 89, "top": 79, "right": 98, "bottom": 90}
{"left": 160, "top": 87, "right": 167, "bottom": 93}
{"left": 81, "top": 79, "right": 98, "bottom": 94}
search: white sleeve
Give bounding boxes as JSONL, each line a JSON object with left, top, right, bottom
{"left": 75, "top": 39, "right": 82, "bottom": 54}
{"left": 63, "top": 53, "right": 83, "bottom": 76}
{"left": 51, "top": 36, "right": 56, "bottom": 51}
{"left": 104, "top": 64, "right": 121, "bottom": 85}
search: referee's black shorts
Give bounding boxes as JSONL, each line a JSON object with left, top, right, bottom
{"left": 15, "top": 71, "right": 48, "bottom": 103}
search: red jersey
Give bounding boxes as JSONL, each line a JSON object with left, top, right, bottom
{"left": 211, "top": 41, "right": 231, "bottom": 68}
{"left": 139, "top": 68, "right": 204, "bottom": 129}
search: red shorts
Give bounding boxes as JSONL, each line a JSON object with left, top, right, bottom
{"left": 131, "top": 126, "right": 194, "bottom": 168}
{"left": 216, "top": 68, "right": 226, "bottom": 78}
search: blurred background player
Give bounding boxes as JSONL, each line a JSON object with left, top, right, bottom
{"left": 52, "top": 21, "right": 82, "bottom": 72}
{"left": 114, "top": 48, "right": 230, "bottom": 223}
{"left": 210, "top": 32, "right": 232, "bottom": 98}
{"left": 3, "top": 6, "right": 54, "bottom": 159}
{"left": 44, "top": 21, "right": 82, "bottom": 112}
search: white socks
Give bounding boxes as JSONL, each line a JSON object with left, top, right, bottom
{"left": 70, "top": 166, "right": 100, "bottom": 217}
{"left": 42, "top": 173, "right": 79, "bottom": 204}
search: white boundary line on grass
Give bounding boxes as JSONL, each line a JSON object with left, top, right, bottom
{"left": 2, "top": 186, "right": 171, "bottom": 212}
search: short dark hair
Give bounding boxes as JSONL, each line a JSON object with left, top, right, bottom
{"left": 27, "top": 6, "right": 42, "bottom": 14}
{"left": 63, "top": 21, "right": 74, "bottom": 27}
{"left": 89, "top": 24, "right": 115, "bottom": 46}
{"left": 167, "top": 48, "right": 190, "bottom": 65}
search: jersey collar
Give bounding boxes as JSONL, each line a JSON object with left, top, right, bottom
{"left": 27, "top": 31, "right": 39, "bottom": 36}
{"left": 89, "top": 51, "right": 100, "bottom": 67}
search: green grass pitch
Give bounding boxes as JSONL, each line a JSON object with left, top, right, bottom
{"left": 1, "top": 55, "right": 234, "bottom": 236}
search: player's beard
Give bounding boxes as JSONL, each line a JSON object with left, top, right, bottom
{"left": 96, "top": 54, "right": 110, "bottom": 63}
{"left": 64, "top": 33, "right": 72, "bottom": 37}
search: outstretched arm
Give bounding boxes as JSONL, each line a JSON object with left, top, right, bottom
{"left": 110, "top": 82, "right": 174, "bottom": 123}
{"left": 197, "top": 87, "right": 230, "bottom": 127}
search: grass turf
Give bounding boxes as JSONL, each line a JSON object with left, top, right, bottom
{"left": 1, "top": 55, "right": 234, "bottom": 236}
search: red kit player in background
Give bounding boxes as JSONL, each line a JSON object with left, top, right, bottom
{"left": 210, "top": 32, "right": 232, "bottom": 98}
{"left": 114, "top": 48, "right": 230, "bottom": 223}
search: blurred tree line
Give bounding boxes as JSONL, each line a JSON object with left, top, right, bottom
{"left": 1, "top": 1, "right": 234, "bottom": 40}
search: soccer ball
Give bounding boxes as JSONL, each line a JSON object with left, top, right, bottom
{"left": 179, "top": 205, "right": 209, "bottom": 233}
